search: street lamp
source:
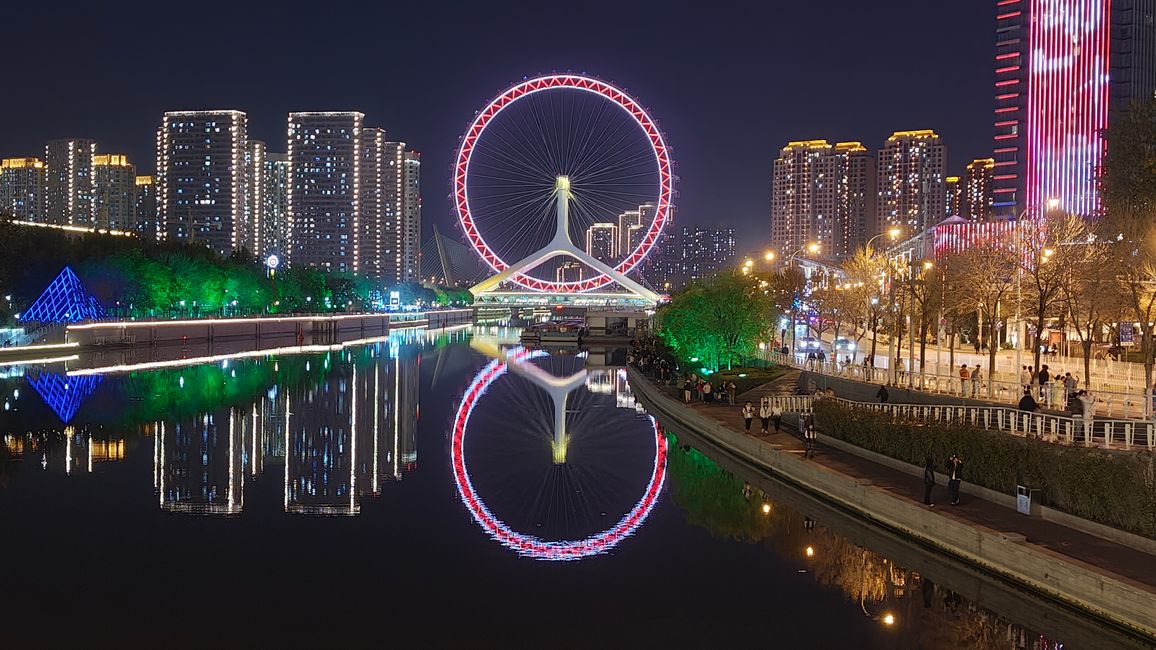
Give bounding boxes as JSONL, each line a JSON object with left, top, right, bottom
{"left": 784, "top": 242, "right": 820, "bottom": 355}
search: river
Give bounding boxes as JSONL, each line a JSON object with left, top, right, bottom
{"left": 0, "top": 328, "right": 1144, "bottom": 648}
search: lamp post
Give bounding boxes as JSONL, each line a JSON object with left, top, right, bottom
{"left": 783, "top": 242, "right": 819, "bottom": 356}
{"left": 864, "top": 229, "right": 901, "bottom": 376}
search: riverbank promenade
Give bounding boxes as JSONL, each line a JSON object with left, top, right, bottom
{"left": 630, "top": 368, "right": 1156, "bottom": 640}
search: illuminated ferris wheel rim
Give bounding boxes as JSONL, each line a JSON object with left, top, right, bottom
{"left": 454, "top": 74, "right": 674, "bottom": 293}
{"left": 451, "top": 351, "right": 667, "bottom": 561}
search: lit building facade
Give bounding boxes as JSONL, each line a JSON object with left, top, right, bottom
{"left": 877, "top": 130, "right": 945, "bottom": 235}
{"left": 157, "top": 111, "right": 249, "bottom": 257}
{"left": 556, "top": 260, "right": 585, "bottom": 283}
{"left": 259, "top": 152, "right": 289, "bottom": 259}
{"left": 134, "top": 176, "right": 158, "bottom": 239}
{"left": 585, "top": 222, "right": 619, "bottom": 262}
{"left": 45, "top": 138, "right": 96, "bottom": 226}
{"left": 771, "top": 140, "right": 874, "bottom": 260}
{"left": 994, "top": 1, "right": 1111, "bottom": 217}
{"left": 0, "top": 158, "right": 46, "bottom": 221}
{"left": 964, "top": 158, "right": 995, "bottom": 220}
{"left": 92, "top": 154, "right": 136, "bottom": 231}
{"left": 945, "top": 176, "right": 962, "bottom": 218}
{"left": 287, "top": 112, "right": 363, "bottom": 274}
{"left": 400, "top": 149, "right": 422, "bottom": 283}
{"left": 677, "top": 226, "right": 736, "bottom": 284}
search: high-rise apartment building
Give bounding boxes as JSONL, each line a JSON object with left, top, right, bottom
{"left": 259, "top": 153, "right": 289, "bottom": 259}
{"left": 556, "top": 261, "right": 585, "bottom": 283}
{"left": 157, "top": 111, "right": 249, "bottom": 257}
{"left": 771, "top": 140, "right": 875, "bottom": 260}
{"left": 287, "top": 112, "right": 363, "bottom": 274}
{"left": 135, "top": 176, "right": 157, "bottom": 239}
{"left": 677, "top": 227, "right": 736, "bottom": 284}
{"left": 994, "top": 1, "right": 1110, "bottom": 217}
{"left": 964, "top": 158, "right": 995, "bottom": 221}
{"left": 0, "top": 158, "right": 46, "bottom": 221}
{"left": 45, "top": 138, "right": 96, "bottom": 226}
{"left": 945, "top": 176, "right": 962, "bottom": 218}
{"left": 359, "top": 128, "right": 388, "bottom": 281}
{"left": 586, "top": 223, "right": 618, "bottom": 263}
{"left": 876, "top": 130, "right": 946, "bottom": 235}
{"left": 1111, "top": 0, "right": 1156, "bottom": 116}
{"left": 400, "top": 149, "right": 422, "bottom": 283}
{"left": 242, "top": 140, "right": 266, "bottom": 255}
{"left": 92, "top": 154, "right": 136, "bottom": 231}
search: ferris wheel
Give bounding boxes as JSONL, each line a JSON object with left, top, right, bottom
{"left": 455, "top": 74, "right": 673, "bottom": 297}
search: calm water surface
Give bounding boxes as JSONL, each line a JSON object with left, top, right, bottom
{"left": 0, "top": 328, "right": 1141, "bottom": 648}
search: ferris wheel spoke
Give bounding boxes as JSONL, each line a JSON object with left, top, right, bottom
{"left": 472, "top": 125, "right": 557, "bottom": 183}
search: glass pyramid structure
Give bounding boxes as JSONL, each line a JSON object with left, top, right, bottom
{"left": 26, "top": 372, "right": 103, "bottom": 423}
{"left": 20, "top": 266, "right": 106, "bottom": 324}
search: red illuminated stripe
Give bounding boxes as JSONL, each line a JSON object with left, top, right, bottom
{"left": 995, "top": 134, "right": 1018, "bottom": 140}
{"left": 995, "top": 106, "right": 1018, "bottom": 113}
{"left": 996, "top": 93, "right": 1020, "bottom": 100}
{"left": 996, "top": 66, "right": 1021, "bottom": 74}
{"left": 995, "top": 120, "right": 1019, "bottom": 127}
{"left": 997, "top": 11, "right": 1022, "bottom": 19}
{"left": 996, "top": 52, "right": 1019, "bottom": 61}
{"left": 995, "top": 147, "right": 1017, "bottom": 154}
{"left": 996, "top": 79, "right": 1020, "bottom": 87}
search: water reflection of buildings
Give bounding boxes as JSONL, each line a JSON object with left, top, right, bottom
{"left": 150, "top": 343, "right": 421, "bottom": 516}
{"left": 284, "top": 346, "right": 419, "bottom": 515}
{"left": 3, "top": 427, "right": 127, "bottom": 475}
{"left": 584, "top": 368, "right": 644, "bottom": 413}
{"left": 155, "top": 413, "right": 245, "bottom": 515}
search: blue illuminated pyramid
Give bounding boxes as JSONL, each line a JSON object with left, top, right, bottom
{"left": 26, "top": 372, "right": 103, "bottom": 423}
{"left": 20, "top": 267, "right": 106, "bottom": 324}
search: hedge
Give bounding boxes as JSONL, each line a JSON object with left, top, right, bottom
{"left": 812, "top": 400, "right": 1156, "bottom": 539}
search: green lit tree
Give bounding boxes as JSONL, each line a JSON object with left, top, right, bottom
{"left": 656, "top": 273, "right": 777, "bottom": 371}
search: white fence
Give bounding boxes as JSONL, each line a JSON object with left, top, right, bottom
{"left": 761, "top": 350, "right": 1150, "bottom": 419}
{"left": 767, "top": 395, "right": 1156, "bottom": 451}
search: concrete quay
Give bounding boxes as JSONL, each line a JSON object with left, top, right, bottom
{"left": 628, "top": 368, "right": 1156, "bottom": 641}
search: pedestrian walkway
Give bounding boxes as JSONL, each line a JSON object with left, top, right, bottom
{"left": 659, "top": 375, "right": 1156, "bottom": 592}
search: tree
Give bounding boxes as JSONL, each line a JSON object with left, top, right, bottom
{"left": 657, "top": 274, "right": 777, "bottom": 371}
{"left": 841, "top": 248, "right": 888, "bottom": 366}
{"left": 766, "top": 266, "right": 806, "bottom": 351}
{"left": 907, "top": 261, "right": 942, "bottom": 381}
{"left": 946, "top": 240, "right": 1018, "bottom": 395}
{"left": 1016, "top": 212, "right": 1095, "bottom": 371}
{"left": 1062, "top": 237, "right": 1119, "bottom": 387}
{"left": 1101, "top": 98, "right": 1156, "bottom": 395}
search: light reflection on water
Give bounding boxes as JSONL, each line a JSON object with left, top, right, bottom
{"left": 0, "top": 327, "right": 1141, "bottom": 647}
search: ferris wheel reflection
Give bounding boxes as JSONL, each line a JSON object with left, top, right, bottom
{"left": 452, "top": 341, "right": 666, "bottom": 561}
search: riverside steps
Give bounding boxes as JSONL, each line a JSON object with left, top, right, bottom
{"left": 628, "top": 367, "right": 1156, "bottom": 640}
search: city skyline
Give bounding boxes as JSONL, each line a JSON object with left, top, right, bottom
{"left": 0, "top": 2, "right": 993, "bottom": 248}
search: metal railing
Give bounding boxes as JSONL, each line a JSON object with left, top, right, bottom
{"left": 761, "top": 350, "right": 1149, "bottom": 419}
{"left": 765, "top": 394, "right": 1155, "bottom": 450}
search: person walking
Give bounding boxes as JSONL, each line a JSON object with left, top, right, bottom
{"left": 1038, "top": 364, "right": 1051, "bottom": 405}
{"left": 958, "top": 364, "right": 970, "bottom": 396}
{"left": 742, "top": 401, "right": 755, "bottom": 432}
{"left": 681, "top": 378, "right": 692, "bottom": 404}
{"left": 703, "top": 381, "right": 713, "bottom": 404}
{"left": 758, "top": 398, "right": 772, "bottom": 435}
{"left": 876, "top": 384, "right": 889, "bottom": 403}
{"left": 970, "top": 364, "right": 982, "bottom": 398}
{"left": 727, "top": 381, "right": 738, "bottom": 406}
{"left": 922, "top": 457, "right": 936, "bottom": 506}
{"left": 946, "top": 454, "right": 964, "bottom": 505}
{"left": 1019, "top": 365, "right": 1032, "bottom": 394}
{"left": 803, "top": 416, "right": 817, "bottom": 458}
{"left": 771, "top": 402, "right": 784, "bottom": 432}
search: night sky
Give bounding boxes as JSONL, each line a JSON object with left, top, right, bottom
{"left": 2, "top": 1, "right": 991, "bottom": 251}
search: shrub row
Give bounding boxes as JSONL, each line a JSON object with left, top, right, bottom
{"left": 812, "top": 400, "right": 1156, "bottom": 539}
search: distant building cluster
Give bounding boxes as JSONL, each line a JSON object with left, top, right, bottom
{"left": 2, "top": 111, "right": 422, "bottom": 284}
{"left": 770, "top": 1, "right": 1156, "bottom": 262}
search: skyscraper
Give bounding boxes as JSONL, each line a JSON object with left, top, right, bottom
{"left": 243, "top": 140, "right": 266, "bottom": 255}
{"left": 260, "top": 153, "right": 289, "bottom": 260}
{"left": 677, "top": 227, "right": 736, "bottom": 284}
{"left": 381, "top": 142, "right": 422, "bottom": 285}
{"left": 0, "top": 158, "right": 46, "bottom": 221}
{"left": 877, "top": 130, "right": 946, "bottom": 235}
{"left": 401, "top": 149, "right": 422, "bottom": 283}
{"left": 135, "top": 175, "right": 157, "bottom": 239}
{"left": 157, "top": 111, "right": 249, "bottom": 257}
{"left": 92, "top": 154, "right": 136, "bottom": 231}
{"left": 945, "top": 176, "right": 962, "bottom": 218}
{"left": 964, "top": 158, "right": 995, "bottom": 221}
{"left": 287, "top": 112, "right": 363, "bottom": 274}
{"left": 45, "top": 138, "right": 95, "bottom": 226}
{"left": 1111, "top": 0, "right": 1156, "bottom": 116}
{"left": 994, "top": 1, "right": 1110, "bottom": 217}
{"left": 585, "top": 222, "right": 618, "bottom": 263}
{"left": 771, "top": 140, "right": 875, "bottom": 260}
